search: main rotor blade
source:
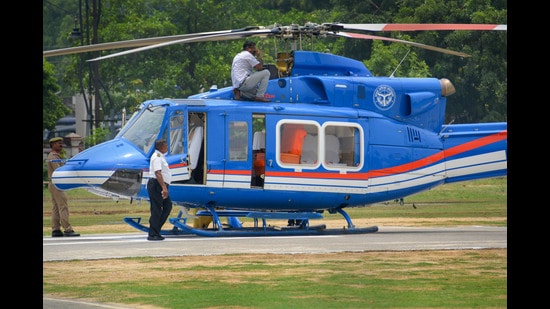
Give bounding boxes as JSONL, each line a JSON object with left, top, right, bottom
{"left": 333, "top": 32, "right": 471, "bottom": 57}
{"left": 338, "top": 23, "right": 507, "bottom": 32}
{"left": 43, "top": 26, "right": 263, "bottom": 58}
{"left": 87, "top": 29, "right": 273, "bottom": 62}
{"left": 44, "top": 23, "right": 506, "bottom": 59}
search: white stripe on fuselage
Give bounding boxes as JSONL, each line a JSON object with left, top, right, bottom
{"left": 53, "top": 150, "right": 506, "bottom": 195}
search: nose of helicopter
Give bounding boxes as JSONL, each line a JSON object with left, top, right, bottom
{"left": 51, "top": 139, "right": 148, "bottom": 195}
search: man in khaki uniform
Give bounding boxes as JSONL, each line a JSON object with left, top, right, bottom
{"left": 46, "top": 137, "right": 80, "bottom": 237}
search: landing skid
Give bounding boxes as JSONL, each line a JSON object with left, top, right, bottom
{"left": 124, "top": 206, "right": 378, "bottom": 237}
{"left": 123, "top": 216, "right": 191, "bottom": 235}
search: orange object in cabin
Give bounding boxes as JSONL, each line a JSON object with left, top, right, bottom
{"left": 253, "top": 152, "right": 265, "bottom": 175}
{"left": 280, "top": 152, "right": 300, "bottom": 164}
{"left": 280, "top": 124, "right": 307, "bottom": 163}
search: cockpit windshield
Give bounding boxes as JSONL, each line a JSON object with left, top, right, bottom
{"left": 119, "top": 106, "right": 166, "bottom": 153}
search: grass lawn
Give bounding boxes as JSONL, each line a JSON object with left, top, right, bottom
{"left": 43, "top": 177, "right": 507, "bottom": 308}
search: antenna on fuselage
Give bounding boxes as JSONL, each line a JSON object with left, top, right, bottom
{"left": 389, "top": 49, "right": 410, "bottom": 78}
{"left": 439, "top": 118, "right": 455, "bottom": 135}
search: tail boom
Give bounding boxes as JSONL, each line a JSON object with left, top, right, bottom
{"left": 441, "top": 122, "right": 507, "bottom": 183}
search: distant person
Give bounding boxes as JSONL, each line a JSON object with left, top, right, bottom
{"left": 46, "top": 137, "right": 80, "bottom": 237}
{"left": 231, "top": 41, "right": 271, "bottom": 102}
{"left": 147, "top": 139, "right": 173, "bottom": 241}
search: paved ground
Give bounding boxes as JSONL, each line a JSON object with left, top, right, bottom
{"left": 43, "top": 297, "right": 137, "bottom": 309}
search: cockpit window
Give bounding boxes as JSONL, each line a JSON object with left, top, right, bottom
{"left": 120, "top": 106, "right": 166, "bottom": 153}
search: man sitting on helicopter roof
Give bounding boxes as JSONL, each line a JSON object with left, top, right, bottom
{"left": 231, "top": 41, "right": 271, "bottom": 102}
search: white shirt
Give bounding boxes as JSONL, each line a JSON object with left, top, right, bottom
{"left": 231, "top": 50, "right": 259, "bottom": 88}
{"left": 253, "top": 131, "right": 265, "bottom": 150}
{"left": 149, "top": 150, "right": 172, "bottom": 184}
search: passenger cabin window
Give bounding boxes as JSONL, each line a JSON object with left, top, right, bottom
{"left": 323, "top": 124, "right": 361, "bottom": 169}
{"left": 169, "top": 112, "right": 184, "bottom": 155}
{"left": 229, "top": 121, "right": 248, "bottom": 161}
{"left": 279, "top": 123, "right": 311, "bottom": 164}
{"left": 278, "top": 121, "right": 362, "bottom": 170}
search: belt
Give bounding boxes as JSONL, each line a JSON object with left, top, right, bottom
{"left": 238, "top": 75, "right": 251, "bottom": 88}
{"left": 149, "top": 178, "right": 170, "bottom": 186}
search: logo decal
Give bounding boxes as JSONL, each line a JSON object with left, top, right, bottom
{"left": 373, "top": 85, "right": 396, "bottom": 110}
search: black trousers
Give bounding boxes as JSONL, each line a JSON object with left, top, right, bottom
{"left": 147, "top": 178, "right": 173, "bottom": 237}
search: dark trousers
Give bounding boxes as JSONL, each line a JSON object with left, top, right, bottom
{"left": 147, "top": 178, "right": 173, "bottom": 237}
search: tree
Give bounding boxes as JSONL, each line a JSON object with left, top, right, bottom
{"left": 43, "top": 0, "right": 506, "bottom": 124}
{"left": 43, "top": 58, "right": 71, "bottom": 131}
{"left": 364, "top": 39, "right": 430, "bottom": 77}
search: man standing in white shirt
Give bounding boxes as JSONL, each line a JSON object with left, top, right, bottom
{"left": 147, "top": 139, "right": 173, "bottom": 241}
{"left": 231, "top": 41, "right": 271, "bottom": 102}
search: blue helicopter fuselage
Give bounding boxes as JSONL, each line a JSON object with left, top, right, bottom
{"left": 51, "top": 51, "right": 507, "bottom": 213}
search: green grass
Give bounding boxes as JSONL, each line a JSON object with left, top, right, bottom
{"left": 43, "top": 177, "right": 507, "bottom": 308}
{"left": 44, "top": 250, "right": 507, "bottom": 308}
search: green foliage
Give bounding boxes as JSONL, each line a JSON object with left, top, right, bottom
{"left": 391, "top": 0, "right": 507, "bottom": 123}
{"left": 43, "top": 58, "right": 71, "bottom": 131}
{"left": 364, "top": 39, "right": 430, "bottom": 77}
{"left": 83, "top": 127, "right": 112, "bottom": 148}
{"left": 44, "top": 0, "right": 507, "bottom": 124}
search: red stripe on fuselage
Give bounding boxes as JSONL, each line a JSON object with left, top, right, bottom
{"left": 189, "top": 130, "right": 507, "bottom": 181}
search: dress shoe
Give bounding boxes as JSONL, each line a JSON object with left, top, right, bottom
{"left": 254, "top": 97, "right": 271, "bottom": 102}
{"left": 147, "top": 235, "right": 165, "bottom": 241}
{"left": 233, "top": 88, "right": 241, "bottom": 100}
{"left": 64, "top": 230, "right": 80, "bottom": 237}
{"left": 52, "top": 230, "right": 63, "bottom": 237}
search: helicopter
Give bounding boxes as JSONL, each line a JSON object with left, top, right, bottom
{"left": 44, "top": 22, "right": 507, "bottom": 237}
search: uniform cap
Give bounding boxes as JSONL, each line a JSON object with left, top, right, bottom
{"left": 49, "top": 137, "right": 63, "bottom": 143}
